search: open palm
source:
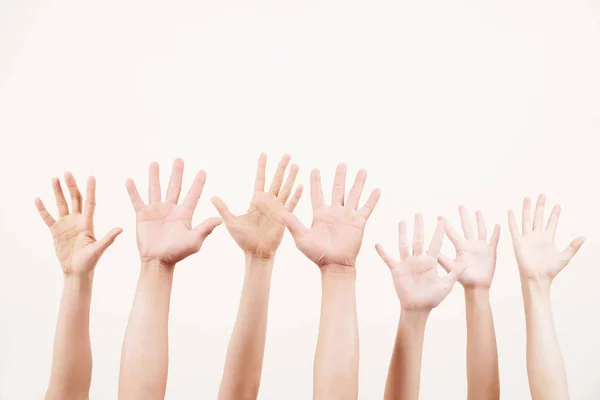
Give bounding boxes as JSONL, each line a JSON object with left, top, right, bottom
{"left": 376, "top": 215, "right": 465, "bottom": 311}
{"left": 212, "top": 153, "right": 303, "bottom": 259}
{"left": 438, "top": 207, "right": 500, "bottom": 288}
{"left": 35, "top": 172, "right": 122, "bottom": 275}
{"left": 509, "top": 194, "right": 584, "bottom": 281}
{"left": 126, "top": 159, "right": 222, "bottom": 266}
{"left": 283, "top": 164, "right": 380, "bottom": 269}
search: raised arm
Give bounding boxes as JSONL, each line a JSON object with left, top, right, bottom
{"left": 118, "top": 159, "right": 221, "bottom": 400}
{"left": 211, "top": 153, "right": 303, "bottom": 399}
{"left": 375, "top": 215, "right": 464, "bottom": 400}
{"left": 508, "top": 194, "right": 585, "bottom": 400}
{"left": 36, "top": 173, "right": 122, "bottom": 400}
{"left": 438, "top": 207, "right": 500, "bottom": 400}
{"left": 282, "top": 164, "right": 380, "bottom": 400}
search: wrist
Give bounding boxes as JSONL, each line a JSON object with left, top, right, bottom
{"left": 400, "top": 309, "right": 430, "bottom": 328}
{"left": 464, "top": 285, "right": 491, "bottom": 299}
{"left": 245, "top": 253, "right": 275, "bottom": 268}
{"left": 521, "top": 278, "right": 552, "bottom": 296}
{"left": 63, "top": 273, "right": 94, "bottom": 293}
{"left": 141, "top": 259, "right": 175, "bottom": 275}
{"left": 320, "top": 263, "right": 357, "bottom": 278}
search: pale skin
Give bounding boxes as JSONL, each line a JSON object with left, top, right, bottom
{"left": 508, "top": 194, "right": 585, "bottom": 400}
{"left": 118, "top": 159, "right": 222, "bottom": 400}
{"left": 375, "top": 214, "right": 465, "bottom": 400}
{"left": 438, "top": 207, "right": 501, "bottom": 400}
{"left": 282, "top": 164, "right": 381, "bottom": 400}
{"left": 212, "top": 153, "right": 303, "bottom": 400}
{"left": 36, "top": 173, "right": 122, "bottom": 400}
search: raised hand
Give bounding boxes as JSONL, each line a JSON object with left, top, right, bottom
{"left": 126, "top": 158, "right": 222, "bottom": 266}
{"left": 438, "top": 207, "right": 500, "bottom": 289}
{"left": 376, "top": 214, "right": 465, "bottom": 311}
{"left": 211, "top": 153, "right": 303, "bottom": 259}
{"left": 37, "top": 172, "right": 121, "bottom": 400}
{"left": 439, "top": 207, "right": 501, "bottom": 400}
{"left": 35, "top": 172, "right": 122, "bottom": 275}
{"left": 508, "top": 194, "right": 585, "bottom": 282}
{"left": 282, "top": 164, "right": 381, "bottom": 269}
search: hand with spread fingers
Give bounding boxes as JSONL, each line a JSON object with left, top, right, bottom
{"left": 438, "top": 207, "right": 500, "bottom": 289}
{"left": 282, "top": 164, "right": 381, "bottom": 270}
{"left": 376, "top": 214, "right": 465, "bottom": 311}
{"left": 509, "top": 194, "right": 585, "bottom": 400}
{"left": 438, "top": 207, "right": 501, "bottom": 400}
{"left": 281, "top": 163, "right": 380, "bottom": 400}
{"left": 376, "top": 214, "right": 465, "bottom": 400}
{"left": 36, "top": 173, "right": 121, "bottom": 400}
{"left": 126, "top": 158, "right": 223, "bottom": 267}
{"left": 119, "top": 159, "right": 221, "bottom": 400}
{"left": 211, "top": 153, "right": 303, "bottom": 260}
{"left": 509, "top": 194, "right": 585, "bottom": 282}
{"left": 215, "top": 153, "right": 303, "bottom": 400}
{"left": 36, "top": 173, "right": 122, "bottom": 276}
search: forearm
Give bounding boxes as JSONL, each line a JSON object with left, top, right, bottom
{"left": 464, "top": 287, "right": 499, "bottom": 400}
{"left": 314, "top": 265, "right": 359, "bottom": 400}
{"left": 119, "top": 261, "right": 174, "bottom": 400}
{"left": 46, "top": 274, "right": 94, "bottom": 400}
{"left": 521, "top": 279, "right": 569, "bottom": 400}
{"left": 384, "top": 310, "right": 428, "bottom": 400}
{"left": 218, "top": 256, "right": 274, "bottom": 400}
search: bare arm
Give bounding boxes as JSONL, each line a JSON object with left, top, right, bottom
{"left": 283, "top": 164, "right": 381, "bottom": 400}
{"left": 384, "top": 310, "right": 428, "bottom": 400}
{"left": 522, "top": 280, "right": 568, "bottom": 399}
{"left": 214, "top": 154, "right": 302, "bottom": 399}
{"left": 314, "top": 266, "right": 359, "bottom": 399}
{"left": 36, "top": 173, "right": 121, "bottom": 400}
{"left": 376, "top": 214, "right": 464, "bottom": 400}
{"left": 217, "top": 257, "right": 274, "bottom": 399}
{"left": 46, "top": 276, "right": 94, "bottom": 399}
{"left": 464, "top": 288, "right": 499, "bottom": 399}
{"left": 439, "top": 208, "right": 500, "bottom": 400}
{"left": 118, "top": 262, "right": 174, "bottom": 399}
{"left": 118, "top": 159, "right": 221, "bottom": 400}
{"left": 508, "top": 194, "right": 585, "bottom": 400}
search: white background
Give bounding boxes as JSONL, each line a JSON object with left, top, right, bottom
{"left": 1, "top": 0, "right": 599, "bottom": 398}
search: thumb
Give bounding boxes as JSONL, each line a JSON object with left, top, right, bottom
{"left": 438, "top": 253, "right": 456, "bottom": 274}
{"left": 92, "top": 227, "right": 123, "bottom": 256}
{"left": 211, "top": 197, "right": 234, "bottom": 222}
{"left": 194, "top": 217, "right": 223, "bottom": 242}
{"left": 563, "top": 236, "right": 585, "bottom": 259}
{"left": 281, "top": 211, "right": 307, "bottom": 239}
{"left": 442, "top": 262, "right": 466, "bottom": 289}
